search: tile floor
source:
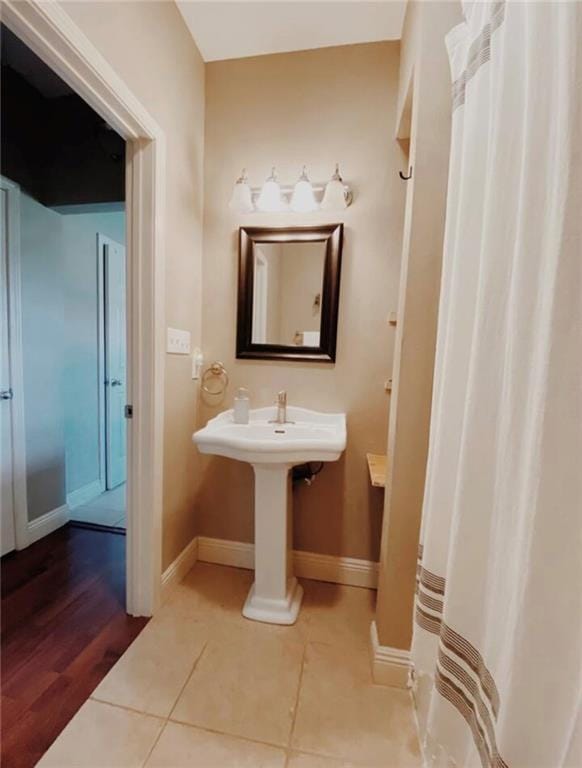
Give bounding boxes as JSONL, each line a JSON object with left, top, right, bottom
{"left": 37, "top": 562, "right": 421, "bottom": 768}
{"left": 70, "top": 484, "right": 126, "bottom": 528}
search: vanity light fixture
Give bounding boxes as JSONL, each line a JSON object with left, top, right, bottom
{"left": 229, "top": 164, "right": 353, "bottom": 213}
{"left": 290, "top": 166, "right": 318, "bottom": 213}
{"left": 256, "top": 167, "right": 287, "bottom": 212}
{"left": 228, "top": 168, "right": 254, "bottom": 213}
{"left": 321, "top": 163, "right": 350, "bottom": 210}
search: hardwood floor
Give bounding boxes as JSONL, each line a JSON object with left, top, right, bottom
{"left": 1, "top": 525, "right": 148, "bottom": 768}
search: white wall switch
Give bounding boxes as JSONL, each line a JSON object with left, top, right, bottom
{"left": 167, "top": 327, "right": 191, "bottom": 355}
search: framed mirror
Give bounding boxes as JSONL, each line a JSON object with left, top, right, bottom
{"left": 237, "top": 224, "right": 343, "bottom": 363}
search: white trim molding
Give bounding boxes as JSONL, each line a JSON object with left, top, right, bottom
{"left": 67, "top": 480, "right": 104, "bottom": 510}
{"left": 369, "top": 620, "right": 412, "bottom": 689}
{"left": 27, "top": 504, "right": 70, "bottom": 545}
{"left": 2, "top": 0, "right": 166, "bottom": 616}
{"left": 161, "top": 536, "right": 199, "bottom": 600}
{"left": 197, "top": 536, "right": 379, "bottom": 589}
{"left": 295, "top": 549, "right": 378, "bottom": 589}
{"left": 198, "top": 537, "right": 254, "bottom": 570}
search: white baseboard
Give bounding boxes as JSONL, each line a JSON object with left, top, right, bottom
{"left": 294, "top": 549, "right": 378, "bottom": 589}
{"left": 197, "top": 536, "right": 378, "bottom": 589}
{"left": 161, "top": 536, "right": 199, "bottom": 600}
{"left": 160, "top": 536, "right": 378, "bottom": 607}
{"left": 370, "top": 620, "right": 412, "bottom": 688}
{"left": 67, "top": 479, "right": 104, "bottom": 510}
{"left": 198, "top": 536, "right": 254, "bottom": 570}
{"left": 27, "top": 504, "right": 70, "bottom": 545}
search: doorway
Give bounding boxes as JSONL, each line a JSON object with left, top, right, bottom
{"left": 1, "top": 24, "right": 129, "bottom": 541}
{"left": 69, "top": 234, "right": 128, "bottom": 530}
{"left": 0, "top": 0, "right": 166, "bottom": 617}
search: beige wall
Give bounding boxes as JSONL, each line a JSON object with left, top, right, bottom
{"left": 199, "top": 42, "right": 406, "bottom": 560}
{"left": 61, "top": 1, "right": 206, "bottom": 569}
{"left": 375, "top": 1, "right": 463, "bottom": 649}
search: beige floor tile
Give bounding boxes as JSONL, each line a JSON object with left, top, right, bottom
{"left": 167, "top": 565, "right": 375, "bottom": 650}
{"left": 171, "top": 622, "right": 304, "bottom": 746}
{"left": 145, "top": 721, "right": 286, "bottom": 767}
{"left": 163, "top": 562, "right": 254, "bottom": 622}
{"left": 92, "top": 610, "right": 208, "bottom": 717}
{"left": 296, "top": 581, "right": 376, "bottom": 651}
{"left": 287, "top": 752, "right": 358, "bottom": 768}
{"left": 292, "top": 643, "right": 421, "bottom": 767}
{"left": 36, "top": 699, "right": 163, "bottom": 768}
{"left": 164, "top": 562, "right": 305, "bottom": 641}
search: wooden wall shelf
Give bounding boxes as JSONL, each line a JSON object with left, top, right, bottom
{"left": 367, "top": 453, "right": 387, "bottom": 488}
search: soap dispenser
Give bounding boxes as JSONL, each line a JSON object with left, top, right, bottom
{"left": 233, "top": 387, "right": 250, "bottom": 424}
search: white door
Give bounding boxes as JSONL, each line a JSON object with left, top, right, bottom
{"left": 104, "top": 239, "right": 126, "bottom": 489}
{"left": 0, "top": 188, "right": 16, "bottom": 556}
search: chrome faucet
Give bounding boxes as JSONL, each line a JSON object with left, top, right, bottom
{"left": 275, "top": 390, "right": 287, "bottom": 424}
{"left": 270, "top": 390, "right": 293, "bottom": 425}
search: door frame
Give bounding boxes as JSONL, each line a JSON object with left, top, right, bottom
{"left": 0, "top": 175, "right": 28, "bottom": 552}
{"left": 2, "top": 0, "right": 166, "bottom": 616}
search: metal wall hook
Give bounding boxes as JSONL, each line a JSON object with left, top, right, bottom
{"left": 399, "top": 166, "right": 413, "bottom": 181}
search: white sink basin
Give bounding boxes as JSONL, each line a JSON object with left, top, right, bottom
{"left": 193, "top": 406, "right": 346, "bottom": 465}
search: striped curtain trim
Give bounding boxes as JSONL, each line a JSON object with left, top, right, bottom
{"left": 452, "top": 1, "right": 506, "bottom": 112}
{"left": 436, "top": 670, "right": 509, "bottom": 768}
{"left": 417, "top": 588, "right": 444, "bottom": 614}
{"left": 415, "top": 596, "right": 500, "bottom": 719}
{"left": 418, "top": 567, "right": 446, "bottom": 596}
{"left": 438, "top": 649, "right": 501, "bottom": 764}
{"left": 441, "top": 623, "right": 500, "bottom": 717}
{"left": 415, "top": 546, "right": 507, "bottom": 766}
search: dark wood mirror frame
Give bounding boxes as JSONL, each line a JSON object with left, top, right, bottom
{"left": 236, "top": 224, "right": 343, "bottom": 363}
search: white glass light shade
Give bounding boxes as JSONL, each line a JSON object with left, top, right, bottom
{"left": 256, "top": 167, "right": 286, "bottom": 212}
{"left": 321, "top": 164, "right": 348, "bottom": 210}
{"left": 290, "top": 166, "right": 318, "bottom": 212}
{"left": 229, "top": 169, "right": 254, "bottom": 213}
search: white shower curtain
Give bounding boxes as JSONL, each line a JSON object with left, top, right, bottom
{"left": 412, "top": 2, "right": 582, "bottom": 766}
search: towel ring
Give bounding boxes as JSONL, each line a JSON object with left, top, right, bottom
{"left": 201, "top": 361, "right": 229, "bottom": 395}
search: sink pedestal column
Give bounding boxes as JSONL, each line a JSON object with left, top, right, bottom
{"left": 243, "top": 463, "right": 304, "bottom": 625}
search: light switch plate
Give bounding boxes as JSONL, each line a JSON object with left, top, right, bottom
{"left": 167, "top": 327, "right": 191, "bottom": 355}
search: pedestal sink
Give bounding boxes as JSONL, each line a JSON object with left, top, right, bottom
{"left": 193, "top": 406, "right": 346, "bottom": 624}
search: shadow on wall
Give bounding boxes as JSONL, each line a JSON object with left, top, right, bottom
{"left": 293, "top": 457, "right": 347, "bottom": 557}
{"left": 195, "top": 455, "right": 255, "bottom": 543}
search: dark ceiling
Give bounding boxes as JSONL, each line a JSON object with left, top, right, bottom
{"left": 1, "top": 24, "right": 125, "bottom": 207}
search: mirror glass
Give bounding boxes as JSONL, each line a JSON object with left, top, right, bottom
{"left": 251, "top": 242, "right": 326, "bottom": 347}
